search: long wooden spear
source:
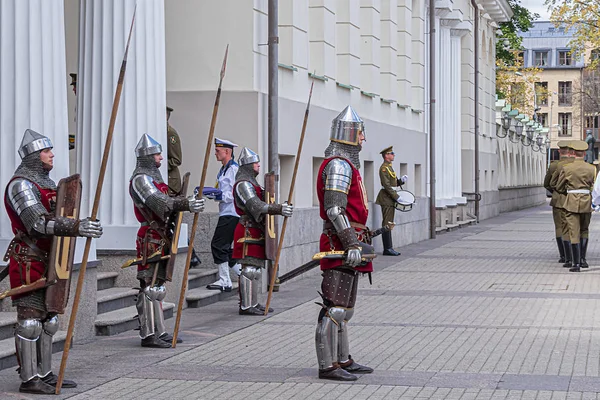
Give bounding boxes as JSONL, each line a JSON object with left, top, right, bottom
{"left": 55, "top": 9, "right": 137, "bottom": 394}
{"left": 264, "top": 82, "right": 314, "bottom": 315}
{"left": 171, "top": 45, "right": 229, "bottom": 347}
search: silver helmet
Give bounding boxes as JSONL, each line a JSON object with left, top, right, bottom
{"left": 135, "top": 134, "right": 162, "bottom": 157}
{"left": 330, "top": 105, "right": 365, "bottom": 146}
{"left": 18, "top": 129, "right": 53, "bottom": 159}
{"left": 238, "top": 147, "right": 260, "bottom": 166}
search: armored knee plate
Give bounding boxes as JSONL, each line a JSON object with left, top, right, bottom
{"left": 136, "top": 290, "right": 155, "bottom": 339}
{"left": 16, "top": 319, "right": 43, "bottom": 382}
{"left": 37, "top": 316, "right": 58, "bottom": 378}
{"left": 239, "top": 266, "right": 259, "bottom": 310}
{"left": 315, "top": 306, "right": 346, "bottom": 370}
{"left": 144, "top": 285, "right": 166, "bottom": 301}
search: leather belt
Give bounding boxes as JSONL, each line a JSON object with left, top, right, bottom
{"left": 567, "top": 189, "right": 591, "bottom": 194}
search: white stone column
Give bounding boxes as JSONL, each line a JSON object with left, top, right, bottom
{"left": 0, "top": 0, "right": 69, "bottom": 252}
{"left": 77, "top": 0, "right": 167, "bottom": 250}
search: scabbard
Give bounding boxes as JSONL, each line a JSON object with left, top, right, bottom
{"left": 0, "top": 278, "right": 52, "bottom": 301}
{"left": 312, "top": 251, "right": 377, "bottom": 262}
{"left": 121, "top": 251, "right": 169, "bottom": 268}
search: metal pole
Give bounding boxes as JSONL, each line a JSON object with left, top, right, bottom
{"left": 429, "top": 0, "right": 436, "bottom": 239}
{"left": 549, "top": 98, "right": 553, "bottom": 168}
{"left": 471, "top": 0, "right": 480, "bottom": 223}
{"left": 268, "top": 0, "right": 280, "bottom": 290}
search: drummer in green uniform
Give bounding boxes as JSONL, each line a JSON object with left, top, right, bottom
{"left": 167, "top": 105, "right": 182, "bottom": 196}
{"left": 550, "top": 141, "right": 576, "bottom": 268}
{"left": 555, "top": 140, "right": 597, "bottom": 272}
{"left": 375, "top": 146, "right": 407, "bottom": 256}
{"left": 544, "top": 140, "right": 570, "bottom": 263}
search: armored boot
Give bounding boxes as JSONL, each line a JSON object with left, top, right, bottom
{"left": 38, "top": 316, "right": 77, "bottom": 388}
{"left": 569, "top": 243, "right": 582, "bottom": 272}
{"left": 316, "top": 307, "right": 357, "bottom": 381}
{"left": 152, "top": 300, "right": 182, "bottom": 344}
{"left": 556, "top": 237, "right": 566, "bottom": 263}
{"left": 382, "top": 231, "right": 400, "bottom": 256}
{"left": 16, "top": 319, "right": 54, "bottom": 394}
{"left": 206, "top": 262, "right": 233, "bottom": 292}
{"left": 562, "top": 240, "right": 572, "bottom": 268}
{"left": 136, "top": 289, "right": 171, "bottom": 348}
{"left": 238, "top": 266, "right": 263, "bottom": 315}
{"left": 338, "top": 310, "right": 373, "bottom": 374}
{"left": 581, "top": 238, "right": 589, "bottom": 268}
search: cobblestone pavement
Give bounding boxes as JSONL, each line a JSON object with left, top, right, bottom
{"left": 5, "top": 205, "right": 600, "bottom": 399}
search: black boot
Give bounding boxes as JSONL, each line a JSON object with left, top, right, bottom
{"left": 19, "top": 377, "right": 55, "bottom": 394}
{"left": 581, "top": 238, "right": 589, "bottom": 268}
{"left": 382, "top": 231, "right": 400, "bottom": 256}
{"left": 318, "top": 366, "right": 358, "bottom": 381}
{"left": 41, "top": 372, "right": 78, "bottom": 388}
{"left": 159, "top": 332, "right": 183, "bottom": 344}
{"left": 341, "top": 357, "right": 374, "bottom": 374}
{"left": 569, "top": 243, "right": 581, "bottom": 272}
{"left": 556, "top": 237, "right": 566, "bottom": 263}
{"left": 141, "top": 334, "right": 172, "bottom": 348}
{"left": 238, "top": 306, "right": 265, "bottom": 316}
{"left": 563, "top": 240, "right": 572, "bottom": 268}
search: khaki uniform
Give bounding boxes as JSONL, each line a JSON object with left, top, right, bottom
{"left": 167, "top": 123, "right": 182, "bottom": 196}
{"left": 556, "top": 160, "right": 596, "bottom": 243}
{"left": 549, "top": 158, "right": 574, "bottom": 240}
{"left": 375, "top": 161, "right": 399, "bottom": 228}
{"left": 544, "top": 160, "right": 562, "bottom": 236}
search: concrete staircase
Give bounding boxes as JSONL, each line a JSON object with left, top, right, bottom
{"left": 94, "top": 267, "right": 238, "bottom": 336}
{"left": 0, "top": 312, "right": 67, "bottom": 371}
{"left": 435, "top": 203, "right": 477, "bottom": 233}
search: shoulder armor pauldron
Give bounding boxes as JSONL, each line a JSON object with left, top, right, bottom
{"left": 7, "top": 178, "right": 40, "bottom": 214}
{"left": 324, "top": 158, "right": 352, "bottom": 194}
{"left": 236, "top": 181, "right": 258, "bottom": 205}
{"left": 131, "top": 174, "right": 159, "bottom": 204}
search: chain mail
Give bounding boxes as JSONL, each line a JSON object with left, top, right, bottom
{"left": 235, "top": 164, "right": 259, "bottom": 186}
{"left": 13, "top": 151, "right": 57, "bottom": 190}
{"left": 323, "top": 190, "right": 348, "bottom": 211}
{"left": 130, "top": 155, "right": 164, "bottom": 183}
{"left": 145, "top": 192, "right": 174, "bottom": 222}
{"left": 240, "top": 256, "right": 265, "bottom": 268}
{"left": 324, "top": 141, "right": 361, "bottom": 169}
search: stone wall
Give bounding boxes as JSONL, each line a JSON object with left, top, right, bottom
{"left": 498, "top": 186, "right": 547, "bottom": 213}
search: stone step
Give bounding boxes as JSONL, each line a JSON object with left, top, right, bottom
{"left": 187, "top": 268, "right": 219, "bottom": 290}
{"left": 97, "top": 271, "right": 119, "bottom": 291}
{"left": 0, "top": 330, "right": 67, "bottom": 372}
{"left": 186, "top": 283, "right": 238, "bottom": 309}
{"left": 95, "top": 302, "right": 174, "bottom": 337}
{"left": 0, "top": 312, "right": 16, "bottom": 341}
{"left": 97, "top": 287, "right": 138, "bottom": 315}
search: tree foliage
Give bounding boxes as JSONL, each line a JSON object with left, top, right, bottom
{"left": 546, "top": 0, "right": 600, "bottom": 67}
{"left": 496, "top": 0, "right": 539, "bottom": 65}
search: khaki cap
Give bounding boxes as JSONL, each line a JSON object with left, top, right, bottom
{"left": 380, "top": 146, "right": 394, "bottom": 155}
{"left": 557, "top": 140, "right": 570, "bottom": 149}
{"left": 571, "top": 140, "right": 588, "bottom": 151}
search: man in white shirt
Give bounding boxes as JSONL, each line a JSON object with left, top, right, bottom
{"left": 206, "top": 138, "right": 241, "bottom": 291}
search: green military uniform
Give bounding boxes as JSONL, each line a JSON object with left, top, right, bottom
{"left": 375, "top": 146, "right": 401, "bottom": 256}
{"left": 543, "top": 141, "right": 570, "bottom": 262}
{"left": 549, "top": 145, "right": 576, "bottom": 268}
{"left": 556, "top": 140, "right": 596, "bottom": 272}
{"left": 167, "top": 106, "right": 182, "bottom": 196}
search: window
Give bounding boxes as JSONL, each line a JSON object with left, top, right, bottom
{"left": 534, "top": 51, "right": 549, "bottom": 66}
{"left": 558, "top": 113, "right": 572, "bottom": 136}
{"left": 586, "top": 116, "right": 599, "bottom": 129}
{"left": 558, "top": 81, "right": 572, "bottom": 106}
{"left": 537, "top": 113, "right": 548, "bottom": 127}
{"left": 558, "top": 50, "right": 572, "bottom": 66}
{"left": 535, "top": 82, "right": 548, "bottom": 106}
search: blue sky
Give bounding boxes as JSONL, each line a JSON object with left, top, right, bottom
{"left": 520, "top": 0, "right": 551, "bottom": 20}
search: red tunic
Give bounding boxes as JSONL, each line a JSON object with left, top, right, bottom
{"left": 131, "top": 179, "right": 170, "bottom": 272}
{"left": 317, "top": 157, "right": 372, "bottom": 273}
{"left": 232, "top": 181, "right": 266, "bottom": 261}
{"left": 4, "top": 178, "right": 55, "bottom": 299}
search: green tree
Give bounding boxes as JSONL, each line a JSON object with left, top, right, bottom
{"left": 496, "top": 0, "right": 540, "bottom": 65}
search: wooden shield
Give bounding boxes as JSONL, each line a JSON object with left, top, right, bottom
{"left": 165, "top": 172, "right": 191, "bottom": 282}
{"left": 45, "top": 174, "right": 82, "bottom": 314}
{"left": 264, "top": 172, "right": 278, "bottom": 261}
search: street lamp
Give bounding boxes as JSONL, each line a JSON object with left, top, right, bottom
{"left": 523, "top": 125, "right": 534, "bottom": 146}
{"left": 501, "top": 111, "right": 511, "bottom": 136}
{"left": 510, "top": 120, "right": 523, "bottom": 143}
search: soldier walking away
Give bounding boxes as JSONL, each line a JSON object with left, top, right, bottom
{"left": 129, "top": 134, "right": 204, "bottom": 348}
{"left": 315, "top": 106, "right": 375, "bottom": 381}
{"left": 550, "top": 141, "right": 576, "bottom": 268}
{"left": 232, "top": 147, "right": 294, "bottom": 315}
{"left": 544, "top": 141, "right": 570, "bottom": 263}
{"left": 375, "top": 146, "right": 407, "bottom": 256}
{"left": 556, "top": 140, "right": 596, "bottom": 272}
{"left": 206, "top": 138, "right": 241, "bottom": 292}
{"left": 166, "top": 106, "right": 201, "bottom": 267}
{"left": 4, "top": 129, "right": 103, "bottom": 394}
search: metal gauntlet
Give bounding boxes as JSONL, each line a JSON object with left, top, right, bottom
{"left": 48, "top": 216, "right": 80, "bottom": 236}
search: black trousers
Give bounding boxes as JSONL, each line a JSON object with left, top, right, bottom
{"left": 211, "top": 215, "right": 240, "bottom": 265}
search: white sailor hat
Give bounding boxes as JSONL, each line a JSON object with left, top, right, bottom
{"left": 215, "top": 138, "right": 238, "bottom": 149}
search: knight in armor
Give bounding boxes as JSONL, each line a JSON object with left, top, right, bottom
{"left": 4, "top": 129, "right": 103, "bottom": 394}
{"left": 129, "top": 134, "right": 204, "bottom": 348}
{"left": 315, "top": 106, "right": 375, "bottom": 381}
{"left": 232, "top": 147, "right": 294, "bottom": 315}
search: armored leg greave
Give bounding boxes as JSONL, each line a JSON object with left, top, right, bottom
{"left": 316, "top": 307, "right": 346, "bottom": 370}
{"left": 15, "top": 319, "right": 42, "bottom": 382}
{"left": 37, "top": 316, "right": 58, "bottom": 379}
{"left": 152, "top": 288, "right": 167, "bottom": 337}
{"left": 338, "top": 309, "right": 353, "bottom": 365}
{"left": 239, "top": 266, "right": 260, "bottom": 310}
{"left": 136, "top": 291, "right": 155, "bottom": 339}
